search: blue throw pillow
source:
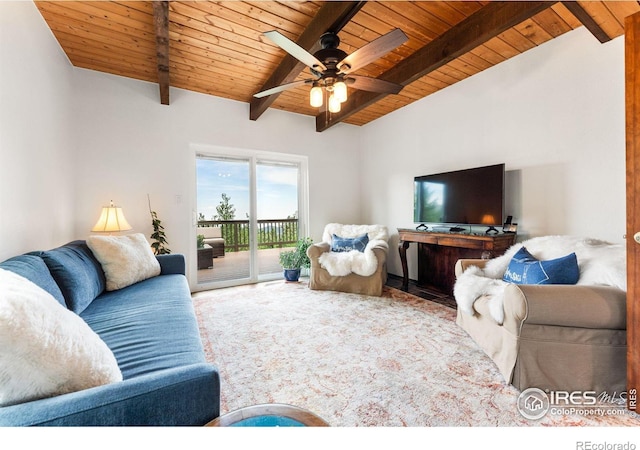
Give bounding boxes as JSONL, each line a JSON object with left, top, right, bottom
{"left": 331, "top": 233, "right": 369, "bottom": 253}
{"left": 0, "top": 254, "right": 66, "bottom": 307}
{"left": 41, "top": 240, "right": 106, "bottom": 314}
{"left": 503, "top": 246, "right": 579, "bottom": 285}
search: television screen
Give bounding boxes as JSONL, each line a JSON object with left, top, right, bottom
{"left": 414, "top": 163, "right": 505, "bottom": 226}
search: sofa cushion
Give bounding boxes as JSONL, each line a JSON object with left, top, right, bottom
{"left": 331, "top": 233, "right": 369, "bottom": 253}
{"left": 41, "top": 241, "right": 106, "bottom": 314}
{"left": 81, "top": 274, "right": 205, "bottom": 380}
{"left": 502, "top": 247, "right": 579, "bottom": 285}
{"left": 87, "top": 233, "right": 161, "bottom": 291}
{"left": 197, "top": 226, "right": 222, "bottom": 239}
{"left": 0, "top": 254, "right": 66, "bottom": 307}
{"left": 0, "top": 268, "right": 122, "bottom": 407}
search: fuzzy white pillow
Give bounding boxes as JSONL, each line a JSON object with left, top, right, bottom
{"left": 87, "top": 233, "right": 161, "bottom": 291}
{"left": 0, "top": 268, "right": 122, "bottom": 407}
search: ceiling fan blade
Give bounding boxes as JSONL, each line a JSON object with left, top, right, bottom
{"left": 347, "top": 75, "right": 404, "bottom": 95}
{"left": 253, "top": 79, "right": 313, "bottom": 98}
{"left": 339, "top": 28, "right": 408, "bottom": 74}
{"left": 263, "top": 31, "right": 327, "bottom": 72}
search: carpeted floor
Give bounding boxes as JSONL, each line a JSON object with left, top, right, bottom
{"left": 193, "top": 281, "right": 639, "bottom": 427}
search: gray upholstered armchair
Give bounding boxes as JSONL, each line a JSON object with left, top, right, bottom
{"left": 453, "top": 236, "right": 627, "bottom": 394}
{"left": 307, "top": 223, "right": 389, "bottom": 296}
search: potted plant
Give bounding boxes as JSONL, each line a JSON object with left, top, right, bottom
{"left": 148, "top": 195, "right": 171, "bottom": 255}
{"left": 279, "top": 237, "right": 312, "bottom": 282}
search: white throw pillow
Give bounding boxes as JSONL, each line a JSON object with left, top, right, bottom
{"left": 87, "top": 233, "right": 161, "bottom": 291}
{"left": 0, "top": 268, "right": 122, "bottom": 407}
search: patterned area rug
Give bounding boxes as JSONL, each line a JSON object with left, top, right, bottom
{"left": 193, "top": 281, "right": 639, "bottom": 427}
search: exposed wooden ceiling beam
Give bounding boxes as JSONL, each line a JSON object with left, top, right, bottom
{"left": 561, "top": 1, "right": 611, "bottom": 43}
{"left": 316, "top": 1, "right": 556, "bottom": 132}
{"left": 152, "top": 1, "right": 170, "bottom": 105}
{"left": 249, "top": 1, "right": 365, "bottom": 121}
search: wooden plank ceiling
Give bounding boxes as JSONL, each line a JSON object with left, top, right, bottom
{"left": 36, "top": 1, "right": 640, "bottom": 131}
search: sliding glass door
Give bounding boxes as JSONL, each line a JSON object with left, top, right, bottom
{"left": 194, "top": 147, "right": 308, "bottom": 289}
{"left": 196, "top": 156, "right": 251, "bottom": 284}
{"left": 255, "top": 160, "right": 300, "bottom": 277}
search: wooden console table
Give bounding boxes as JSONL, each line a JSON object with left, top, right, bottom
{"left": 398, "top": 229, "right": 516, "bottom": 295}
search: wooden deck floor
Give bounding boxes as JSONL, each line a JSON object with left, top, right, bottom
{"left": 197, "top": 247, "right": 285, "bottom": 284}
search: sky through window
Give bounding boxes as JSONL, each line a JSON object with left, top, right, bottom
{"left": 197, "top": 158, "right": 298, "bottom": 220}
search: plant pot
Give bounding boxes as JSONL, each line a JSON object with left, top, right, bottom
{"left": 283, "top": 268, "right": 301, "bottom": 282}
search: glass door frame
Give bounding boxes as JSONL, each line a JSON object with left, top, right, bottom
{"left": 191, "top": 144, "right": 309, "bottom": 292}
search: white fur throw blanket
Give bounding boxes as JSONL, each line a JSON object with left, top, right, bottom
{"left": 318, "top": 224, "right": 389, "bottom": 277}
{"left": 454, "top": 235, "right": 626, "bottom": 325}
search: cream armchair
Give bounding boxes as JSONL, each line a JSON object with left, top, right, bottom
{"left": 307, "top": 223, "right": 389, "bottom": 296}
{"left": 453, "top": 236, "right": 627, "bottom": 394}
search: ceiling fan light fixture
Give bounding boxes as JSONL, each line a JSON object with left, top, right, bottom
{"left": 334, "top": 80, "right": 347, "bottom": 103}
{"left": 328, "top": 93, "right": 341, "bottom": 113}
{"left": 310, "top": 84, "right": 323, "bottom": 108}
{"left": 258, "top": 28, "right": 408, "bottom": 118}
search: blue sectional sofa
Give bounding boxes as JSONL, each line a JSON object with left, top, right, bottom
{"left": 0, "top": 240, "right": 220, "bottom": 426}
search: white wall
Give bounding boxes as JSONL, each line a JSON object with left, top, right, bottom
{"left": 0, "top": 2, "right": 76, "bottom": 261}
{"left": 70, "top": 69, "right": 361, "bottom": 284}
{"left": 360, "top": 28, "right": 626, "bottom": 278}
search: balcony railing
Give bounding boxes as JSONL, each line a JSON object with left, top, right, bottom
{"left": 198, "top": 219, "right": 299, "bottom": 252}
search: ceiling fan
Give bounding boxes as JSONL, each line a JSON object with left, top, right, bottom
{"left": 254, "top": 28, "right": 408, "bottom": 113}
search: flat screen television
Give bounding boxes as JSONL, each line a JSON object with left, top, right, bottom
{"left": 414, "top": 163, "right": 505, "bottom": 229}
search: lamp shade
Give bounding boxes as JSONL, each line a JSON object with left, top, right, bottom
{"left": 480, "top": 214, "right": 496, "bottom": 225}
{"left": 91, "top": 201, "right": 132, "bottom": 232}
{"left": 328, "top": 93, "right": 341, "bottom": 113}
{"left": 309, "top": 85, "right": 323, "bottom": 107}
{"left": 333, "top": 80, "right": 347, "bottom": 103}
